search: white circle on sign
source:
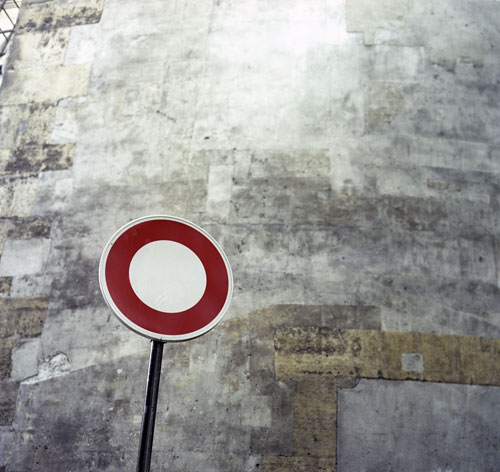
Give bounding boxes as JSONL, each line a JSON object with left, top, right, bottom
{"left": 128, "top": 240, "right": 207, "bottom": 313}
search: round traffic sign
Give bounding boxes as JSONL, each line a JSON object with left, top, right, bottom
{"left": 99, "top": 215, "right": 233, "bottom": 341}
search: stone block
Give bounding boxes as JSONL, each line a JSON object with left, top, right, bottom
{"left": 0, "top": 65, "right": 91, "bottom": 105}
{"left": 240, "top": 396, "right": 272, "bottom": 427}
{"left": 0, "top": 381, "right": 19, "bottom": 426}
{"left": 0, "top": 278, "right": 11, "bottom": 297}
{"left": 249, "top": 150, "right": 330, "bottom": 181}
{"left": 0, "top": 174, "right": 38, "bottom": 218}
{"left": 382, "top": 331, "right": 419, "bottom": 379}
{"left": 5, "top": 144, "right": 75, "bottom": 173}
{"left": 0, "top": 103, "right": 56, "bottom": 149}
{"left": 0, "top": 239, "right": 51, "bottom": 276}
{"left": 420, "top": 333, "right": 460, "bottom": 383}
{"left": 347, "top": 0, "right": 500, "bottom": 68}
{"left": 457, "top": 335, "right": 493, "bottom": 385}
{"left": 16, "top": 0, "right": 104, "bottom": 33}
{"left": 365, "top": 80, "right": 500, "bottom": 142}
{"left": 261, "top": 456, "right": 295, "bottom": 472}
{"left": 275, "top": 328, "right": 500, "bottom": 386}
{"left": 10, "top": 274, "right": 52, "bottom": 298}
{"left": 293, "top": 376, "right": 337, "bottom": 458}
{"left": 364, "top": 81, "right": 406, "bottom": 133}
{"left": 0, "top": 298, "right": 48, "bottom": 338}
{"left": 0, "top": 150, "right": 11, "bottom": 172}
{"left": 262, "top": 455, "right": 336, "bottom": 472}
{"left": 7, "top": 28, "right": 70, "bottom": 70}
{"left": 31, "top": 170, "right": 74, "bottom": 216}
{"left": 5, "top": 217, "right": 52, "bottom": 240}
{"left": 0, "top": 339, "right": 17, "bottom": 381}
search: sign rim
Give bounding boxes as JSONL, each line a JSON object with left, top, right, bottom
{"left": 99, "top": 215, "right": 233, "bottom": 342}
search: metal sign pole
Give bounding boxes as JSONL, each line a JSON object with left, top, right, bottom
{"left": 136, "top": 340, "right": 165, "bottom": 472}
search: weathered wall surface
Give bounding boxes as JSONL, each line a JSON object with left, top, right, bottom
{"left": 0, "top": 0, "right": 499, "bottom": 470}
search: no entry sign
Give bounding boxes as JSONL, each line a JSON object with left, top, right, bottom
{"left": 99, "top": 215, "right": 233, "bottom": 341}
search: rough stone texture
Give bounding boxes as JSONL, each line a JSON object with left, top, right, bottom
{"left": 0, "top": 277, "right": 12, "bottom": 297}
{"left": 16, "top": 0, "right": 104, "bottom": 33}
{"left": 338, "top": 379, "right": 500, "bottom": 472}
{"left": 275, "top": 327, "right": 500, "bottom": 386}
{"left": 0, "top": 298, "right": 48, "bottom": 338}
{"left": 0, "top": 103, "right": 57, "bottom": 149}
{"left": 293, "top": 376, "right": 337, "bottom": 458}
{"left": 0, "top": 0, "right": 499, "bottom": 469}
{"left": 5, "top": 143, "right": 74, "bottom": 173}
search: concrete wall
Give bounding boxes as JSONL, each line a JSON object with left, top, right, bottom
{"left": 0, "top": 0, "right": 499, "bottom": 470}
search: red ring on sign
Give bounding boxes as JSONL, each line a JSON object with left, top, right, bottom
{"left": 104, "top": 219, "right": 229, "bottom": 336}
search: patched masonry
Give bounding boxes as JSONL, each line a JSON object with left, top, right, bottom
{"left": 267, "top": 322, "right": 500, "bottom": 471}
{"left": 0, "top": 0, "right": 103, "bottom": 452}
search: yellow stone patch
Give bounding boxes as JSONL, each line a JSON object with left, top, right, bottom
{"left": 275, "top": 328, "right": 500, "bottom": 387}
{"left": 293, "top": 376, "right": 337, "bottom": 458}
{"left": 272, "top": 326, "right": 500, "bottom": 471}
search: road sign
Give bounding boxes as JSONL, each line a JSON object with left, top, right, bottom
{"left": 99, "top": 215, "right": 233, "bottom": 342}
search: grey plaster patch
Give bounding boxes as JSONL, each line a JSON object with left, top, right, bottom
{"left": 401, "top": 352, "right": 424, "bottom": 373}
{"left": 240, "top": 395, "right": 272, "bottom": 428}
{"left": 64, "top": 23, "right": 100, "bottom": 65}
{"left": 0, "top": 238, "right": 51, "bottom": 276}
{"left": 338, "top": 379, "right": 500, "bottom": 471}
{"left": 10, "top": 338, "right": 40, "bottom": 382}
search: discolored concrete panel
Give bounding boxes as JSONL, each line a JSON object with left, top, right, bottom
{"left": 337, "top": 379, "right": 500, "bottom": 472}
